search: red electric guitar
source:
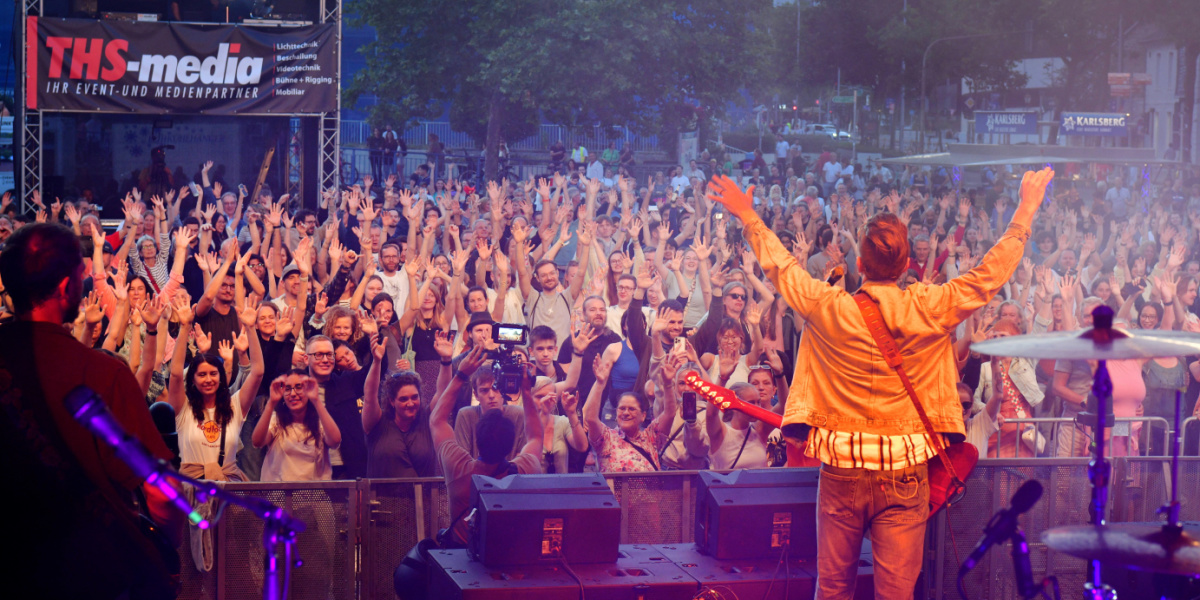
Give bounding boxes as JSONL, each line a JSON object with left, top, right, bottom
{"left": 680, "top": 371, "right": 819, "bottom": 468}
{"left": 680, "top": 370, "right": 972, "bottom": 517}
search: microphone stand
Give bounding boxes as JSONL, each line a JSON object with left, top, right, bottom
{"left": 158, "top": 469, "right": 305, "bottom": 600}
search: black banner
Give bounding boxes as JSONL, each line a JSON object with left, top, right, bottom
{"left": 26, "top": 17, "right": 337, "bottom": 115}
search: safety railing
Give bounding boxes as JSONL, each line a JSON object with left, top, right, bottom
{"left": 340, "top": 120, "right": 663, "bottom": 154}
{"left": 175, "top": 458, "right": 1200, "bottom": 600}
{"left": 993, "top": 416, "right": 1174, "bottom": 458}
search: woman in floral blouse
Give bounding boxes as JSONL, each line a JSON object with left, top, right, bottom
{"left": 583, "top": 348, "right": 682, "bottom": 472}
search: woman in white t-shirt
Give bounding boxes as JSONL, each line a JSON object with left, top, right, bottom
{"left": 252, "top": 371, "right": 342, "bottom": 481}
{"left": 169, "top": 295, "right": 265, "bottom": 482}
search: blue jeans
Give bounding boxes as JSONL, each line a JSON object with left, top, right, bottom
{"left": 815, "top": 463, "right": 929, "bottom": 599}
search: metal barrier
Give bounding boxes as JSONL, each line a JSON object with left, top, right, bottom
{"left": 340, "top": 120, "right": 663, "bottom": 154}
{"left": 177, "top": 481, "right": 358, "bottom": 600}
{"left": 176, "top": 458, "right": 1200, "bottom": 600}
{"left": 995, "top": 416, "right": 1173, "bottom": 458}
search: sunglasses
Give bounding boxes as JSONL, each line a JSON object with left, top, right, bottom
{"left": 728, "top": 293, "right": 747, "bottom": 301}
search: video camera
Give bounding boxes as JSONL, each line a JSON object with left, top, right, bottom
{"left": 490, "top": 323, "right": 529, "bottom": 397}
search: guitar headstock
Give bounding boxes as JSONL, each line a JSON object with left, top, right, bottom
{"left": 681, "top": 370, "right": 738, "bottom": 411}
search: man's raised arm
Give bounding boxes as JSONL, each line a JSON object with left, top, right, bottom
{"left": 707, "top": 175, "right": 834, "bottom": 319}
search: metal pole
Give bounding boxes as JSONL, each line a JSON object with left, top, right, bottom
{"left": 852, "top": 90, "right": 858, "bottom": 162}
{"left": 920, "top": 30, "right": 1025, "bottom": 154}
{"left": 899, "top": 0, "right": 906, "bottom": 151}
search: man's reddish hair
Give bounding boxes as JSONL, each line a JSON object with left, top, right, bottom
{"left": 858, "top": 213, "right": 910, "bottom": 282}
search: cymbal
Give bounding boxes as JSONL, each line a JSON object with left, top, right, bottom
{"left": 1042, "top": 523, "right": 1200, "bottom": 575}
{"left": 970, "top": 327, "right": 1200, "bottom": 360}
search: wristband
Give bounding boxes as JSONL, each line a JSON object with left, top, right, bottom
{"left": 145, "top": 327, "right": 158, "bottom": 335}
{"left": 454, "top": 370, "right": 469, "bottom": 382}
{"left": 440, "top": 359, "right": 453, "bottom": 366}
{"left": 572, "top": 349, "right": 584, "bottom": 357}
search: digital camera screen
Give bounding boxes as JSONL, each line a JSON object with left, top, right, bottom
{"left": 497, "top": 326, "right": 525, "bottom": 343}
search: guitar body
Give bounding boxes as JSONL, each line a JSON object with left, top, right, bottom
{"left": 927, "top": 442, "right": 978, "bottom": 516}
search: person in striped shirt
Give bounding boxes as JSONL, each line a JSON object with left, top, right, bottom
{"left": 708, "top": 168, "right": 1055, "bottom": 600}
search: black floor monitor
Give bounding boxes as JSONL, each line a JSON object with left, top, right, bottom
{"left": 695, "top": 468, "right": 820, "bottom": 560}
{"left": 469, "top": 473, "right": 621, "bottom": 566}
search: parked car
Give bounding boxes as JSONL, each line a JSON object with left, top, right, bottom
{"left": 802, "top": 123, "right": 841, "bottom": 138}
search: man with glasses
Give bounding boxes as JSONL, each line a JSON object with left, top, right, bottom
{"left": 305, "top": 334, "right": 375, "bottom": 479}
{"left": 606, "top": 274, "right": 651, "bottom": 338}
{"left": 289, "top": 208, "right": 320, "bottom": 251}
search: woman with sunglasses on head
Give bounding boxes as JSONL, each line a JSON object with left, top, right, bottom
{"left": 700, "top": 300, "right": 765, "bottom": 388}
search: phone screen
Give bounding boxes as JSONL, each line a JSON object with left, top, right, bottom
{"left": 682, "top": 392, "right": 697, "bottom": 423}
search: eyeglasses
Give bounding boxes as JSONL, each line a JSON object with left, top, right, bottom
{"left": 307, "top": 351, "right": 335, "bottom": 360}
{"left": 282, "top": 385, "right": 308, "bottom": 394}
{"left": 728, "top": 293, "right": 747, "bottom": 301}
{"left": 617, "top": 285, "right": 636, "bottom": 292}
{"left": 248, "top": 262, "right": 264, "bottom": 268}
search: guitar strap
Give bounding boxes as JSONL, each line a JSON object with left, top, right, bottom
{"left": 851, "top": 293, "right": 964, "bottom": 491}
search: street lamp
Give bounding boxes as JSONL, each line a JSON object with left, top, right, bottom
{"left": 919, "top": 30, "right": 1023, "bottom": 151}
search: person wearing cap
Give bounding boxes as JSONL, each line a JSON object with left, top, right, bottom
{"left": 445, "top": 312, "right": 497, "bottom": 422}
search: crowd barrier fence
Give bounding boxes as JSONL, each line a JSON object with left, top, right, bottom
{"left": 175, "top": 457, "right": 1200, "bottom": 600}
{"left": 341, "top": 120, "right": 663, "bottom": 155}
{"left": 998, "top": 416, "right": 1174, "bottom": 458}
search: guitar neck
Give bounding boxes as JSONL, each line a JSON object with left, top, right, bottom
{"left": 681, "top": 370, "right": 782, "bottom": 429}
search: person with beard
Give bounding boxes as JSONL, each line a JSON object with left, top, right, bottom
{"left": 0, "top": 223, "right": 183, "bottom": 599}
{"left": 558, "top": 295, "right": 621, "bottom": 417}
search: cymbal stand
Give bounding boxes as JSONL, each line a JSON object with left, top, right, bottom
{"left": 1077, "top": 307, "right": 1116, "bottom": 600}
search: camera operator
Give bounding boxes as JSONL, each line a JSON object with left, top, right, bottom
{"left": 452, "top": 322, "right": 540, "bottom": 460}
{"left": 432, "top": 344, "right": 544, "bottom": 546}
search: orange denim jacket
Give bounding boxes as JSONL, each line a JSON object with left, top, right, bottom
{"left": 742, "top": 214, "right": 1031, "bottom": 438}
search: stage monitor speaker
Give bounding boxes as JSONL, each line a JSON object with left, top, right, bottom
{"left": 469, "top": 473, "right": 620, "bottom": 567}
{"left": 695, "top": 468, "right": 820, "bottom": 560}
{"left": 430, "top": 545, "right": 697, "bottom": 600}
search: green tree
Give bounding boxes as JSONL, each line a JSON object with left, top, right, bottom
{"left": 1146, "top": 0, "right": 1200, "bottom": 161}
{"left": 761, "top": 0, "right": 1027, "bottom": 145}
{"left": 345, "top": 0, "right": 770, "bottom": 180}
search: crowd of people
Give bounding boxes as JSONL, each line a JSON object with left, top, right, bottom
{"left": 3, "top": 152, "right": 1200, "bottom": 527}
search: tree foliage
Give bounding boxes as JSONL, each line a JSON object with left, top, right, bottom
{"left": 759, "top": 0, "right": 1028, "bottom": 106}
{"left": 345, "top": 0, "right": 770, "bottom": 178}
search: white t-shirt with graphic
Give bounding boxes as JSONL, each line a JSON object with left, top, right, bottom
{"left": 177, "top": 399, "right": 245, "bottom": 466}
